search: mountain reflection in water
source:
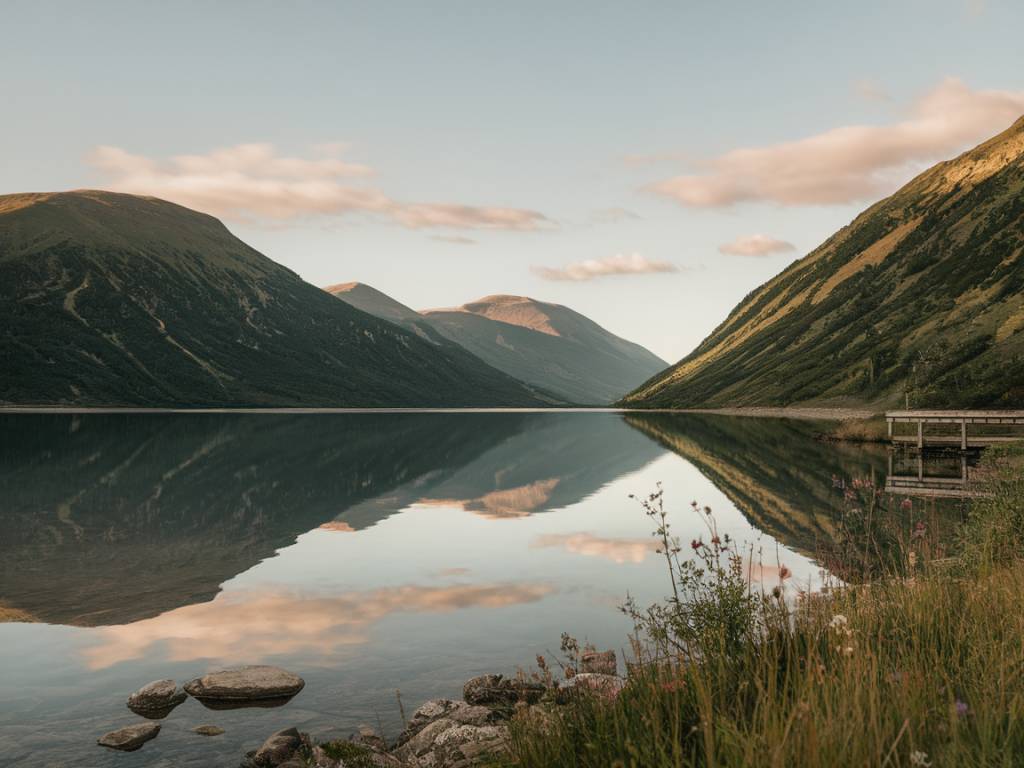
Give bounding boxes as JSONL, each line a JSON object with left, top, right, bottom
{"left": 0, "top": 411, "right": 915, "bottom": 768}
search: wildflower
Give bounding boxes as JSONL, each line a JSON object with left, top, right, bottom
{"left": 912, "top": 521, "right": 927, "bottom": 539}
{"left": 955, "top": 699, "right": 969, "bottom": 718}
{"left": 842, "top": 645, "right": 854, "bottom": 656}
{"left": 900, "top": 498, "right": 913, "bottom": 511}
{"left": 661, "top": 678, "right": 686, "bottom": 693}
{"left": 703, "top": 505, "right": 712, "bottom": 515}
{"left": 829, "top": 614, "right": 848, "bottom": 631}
{"left": 909, "top": 750, "right": 931, "bottom": 767}
{"left": 711, "top": 535, "right": 721, "bottom": 545}
{"left": 779, "top": 565, "right": 792, "bottom": 580}
{"left": 772, "top": 586, "right": 782, "bottom": 599}
{"left": 691, "top": 500, "right": 698, "bottom": 508}
{"left": 908, "top": 551, "right": 918, "bottom": 568}
{"left": 690, "top": 538, "right": 702, "bottom": 551}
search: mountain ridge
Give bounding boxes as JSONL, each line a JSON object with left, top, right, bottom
{"left": 330, "top": 284, "right": 668, "bottom": 404}
{"left": 0, "top": 190, "right": 551, "bottom": 407}
{"left": 622, "top": 114, "right": 1024, "bottom": 409}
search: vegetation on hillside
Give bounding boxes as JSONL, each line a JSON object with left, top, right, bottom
{"left": 0, "top": 191, "right": 549, "bottom": 407}
{"left": 496, "top": 446, "right": 1024, "bottom": 768}
{"left": 623, "top": 116, "right": 1024, "bottom": 410}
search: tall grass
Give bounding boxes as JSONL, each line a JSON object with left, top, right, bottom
{"left": 500, "top": 447, "right": 1024, "bottom": 768}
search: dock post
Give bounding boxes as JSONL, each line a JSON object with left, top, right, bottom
{"left": 887, "top": 419, "right": 893, "bottom": 439}
{"left": 961, "top": 418, "right": 967, "bottom": 451}
{"left": 917, "top": 420, "right": 923, "bottom": 449}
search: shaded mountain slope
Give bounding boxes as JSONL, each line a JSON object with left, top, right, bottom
{"left": 0, "top": 191, "right": 547, "bottom": 407}
{"left": 421, "top": 295, "right": 668, "bottom": 404}
{"left": 623, "top": 116, "right": 1024, "bottom": 409}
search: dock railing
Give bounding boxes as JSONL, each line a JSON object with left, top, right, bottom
{"left": 886, "top": 410, "right": 1024, "bottom": 449}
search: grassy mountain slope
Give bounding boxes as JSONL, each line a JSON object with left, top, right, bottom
{"left": 0, "top": 191, "right": 548, "bottom": 407}
{"left": 623, "top": 116, "right": 1024, "bottom": 409}
{"left": 421, "top": 295, "right": 668, "bottom": 405}
{"left": 325, "top": 281, "right": 457, "bottom": 346}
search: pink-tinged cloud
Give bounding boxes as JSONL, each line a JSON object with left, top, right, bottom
{"left": 718, "top": 234, "right": 797, "bottom": 257}
{"left": 531, "top": 532, "right": 660, "bottom": 564}
{"left": 649, "top": 78, "right": 1024, "bottom": 208}
{"left": 82, "top": 581, "right": 553, "bottom": 669}
{"left": 88, "top": 143, "right": 552, "bottom": 231}
{"left": 532, "top": 253, "right": 679, "bottom": 282}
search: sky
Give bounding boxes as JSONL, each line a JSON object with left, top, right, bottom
{"left": 3, "top": 0, "right": 1023, "bottom": 362}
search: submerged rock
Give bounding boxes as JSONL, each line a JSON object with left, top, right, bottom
{"left": 127, "top": 679, "right": 187, "bottom": 718}
{"left": 184, "top": 665, "right": 305, "bottom": 704}
{"left": 580, "top": 649, "right": 617, "bottom": 676}
{"left": 194, "top": 724, "right": 226, "bottom": 736}
{"left": 97, "top": 722, "right": 161, "bottom": 751}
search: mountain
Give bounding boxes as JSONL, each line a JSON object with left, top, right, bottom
{"left": 0, "top": 191, "right": 549, "bottom": 407}
{"left": 623, "top": 115, "right": 1024, "bottom": 410}
{"left": 325, "top": 281, "right": 452, "bottom": 346}
{"left": 346, "top": 293, "right": 662, "bottom": 405}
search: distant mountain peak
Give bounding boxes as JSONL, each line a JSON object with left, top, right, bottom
{"left": 449, "top": 294, "right": 566, "bottom": 337}
{"left": 323, "top": 280, "right": 423, "bottom": 325}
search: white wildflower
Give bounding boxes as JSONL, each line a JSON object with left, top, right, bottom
{"left": 829, "top": 614, "right": 848, "bottom": 631}
{"left": 910, "top": 750, "right": 931, "bottom": 767}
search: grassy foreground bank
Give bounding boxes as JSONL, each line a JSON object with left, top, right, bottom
{"left": 496, "top": 448, "right": 1024, "bottom": 768}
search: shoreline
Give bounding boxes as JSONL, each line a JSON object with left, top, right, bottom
{"left": 0, "top": 405, "right": 879, "bottom": 420}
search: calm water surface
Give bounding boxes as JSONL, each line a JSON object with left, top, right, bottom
{"left": 0, "top": 412, "right": 891, "bottom": 766}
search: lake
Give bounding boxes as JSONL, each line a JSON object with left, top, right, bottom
{"left": 0, "top": 411, "right": 905, "bottom": 766}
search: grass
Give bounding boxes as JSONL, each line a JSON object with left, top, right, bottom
{"left": 496, "top": 447, "right": 1024, "bottom": 768}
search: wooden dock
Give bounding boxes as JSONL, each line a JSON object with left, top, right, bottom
{"left": 886, "top": 410, "right": 1024, "bottom": 449}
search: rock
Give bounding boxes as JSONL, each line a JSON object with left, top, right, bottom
{"left": 194, "top": 725, "right": 226, "bottom": 736}
{"left": 252, "top": 727, "right": 302, "bottom": 766}
{"left": 398, "top": 699, "right": 498, "bottom": 745}
{"left": 184, "top": 665, "right": 305, "bottom": 704}
{"left": 313, "top": 740, "right": 405, "bottom": 768}
{"left": 556, "top": 672, "right": 625, "bottom": 702}
{"left": 97, "top": 722, "right": 161, "bottom": 751}
{"left": 127, "top": 679, "right": 187, "bottom": 718}
{"left": 580, "top": 649, "right": 617, "bottom": 676}
{"left": 393, "top": 717, "right": 509, "bottom": 768}
{"left": 462, "top": 674, "right": 545, "bottom": 707}
{"left": 354, "top": 724, "right": 388, "bottom": 751}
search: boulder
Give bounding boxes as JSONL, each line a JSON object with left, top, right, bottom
{"left": 184, "top": 665, "right": 305, "bottom": 704}
{"left": 556, "top": 672, "right": 625, "bottom": 702}
{"left": 252, "top": 727, "right": 302, "bottom": 766}
{"left": 462, "top": 674, "right": 544, "bottom": 707}
{"left": 97, "top": 722, "right": 161, "bottom": 751}
{"left": 194, "top": 725, "right": 226, "bottom": 736}
{"left": 127, "top": 679, "right": 187, "bottom": 718}
{"left": 580, "top": 649, "right": 617, "bottom": 676}
{"left": 393, "top": 717, "right": 508, "bottom": 768}
{"left": 398, "top": 699, "right": 497, "bottom": 745}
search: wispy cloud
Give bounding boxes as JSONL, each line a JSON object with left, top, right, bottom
{"left": 531, "top": 532, "right": 660, "bottom": 564}
{"left": 590, "top": 207, "right": 641, "bottom": 223}
{"left": 853, "top": 78, "right": 891, "bottom": 103}
{"left": 431, "top": 234, "right": 477, "bottom": 245}
{"left": 718, "top": 234, "right": 797, "bottom": 257}
{"left": 532, "top": 253, "right": 679, "bottom": 282}
{"left": 88, "top": 142, "right": 552, "bottom": 231}
{"left": 648, "top": 78, "right": 1024, "bottom": 208}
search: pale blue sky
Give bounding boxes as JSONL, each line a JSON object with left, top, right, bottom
{"left": 3, "top": 0, "right": 1023, "bottom": 361}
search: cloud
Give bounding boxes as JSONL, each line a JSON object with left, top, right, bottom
{"left": 718, "top": 234, "right": 797, "bottom": 257}
{"left": 590, "top": 207, "right": 641, "bottom": 223}
{"left": 648, "top": 78, "right": 1024, "bottom": 208}
{"left": 432, "top": 235, "right": 477, "bottom": 245}
{"left": 531, "top": 532, "right": 660, "bottom": 564}
{"left": 88, "top": 142, "right": 552, "bottom": 231}
{"left": 532, "top": 253, "right": 679, "bottom": 282}
{"left": 82, "top": 581, "right": 553, "bottom": 669}
{"left": 853, "top": 79, "right": 890, "bottom": 103}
